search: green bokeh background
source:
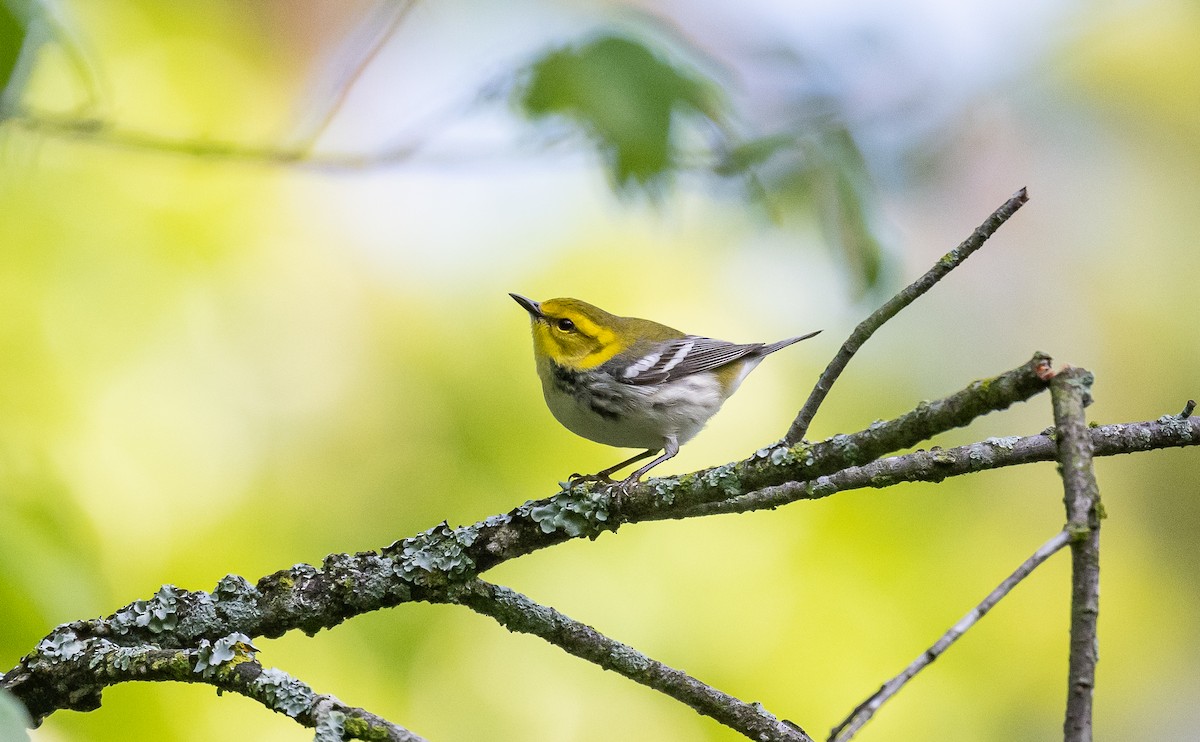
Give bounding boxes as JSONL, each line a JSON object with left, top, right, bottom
{"left": 2, "top": 2, "right": 1199, "bottom": 740}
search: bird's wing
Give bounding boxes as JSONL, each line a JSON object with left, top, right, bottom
{"left": 615, "top": 336, "right": 764, "bottom": 386}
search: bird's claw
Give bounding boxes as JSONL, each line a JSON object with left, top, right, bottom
{"left": 559, "top": 471, "right": 634, "bottom": 510}
{"left": 567, "top": 471, "right": 614, "bottom": 486}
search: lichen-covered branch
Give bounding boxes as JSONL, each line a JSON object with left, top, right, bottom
{"left": 671, "top": 414, "right": 1200, "bottom": 518}
{"left": 471, "top": 352, "right": 1055, "bottom": 569}
{"left": 1051, "top": 369, "right": 1102, "bottom": 742}
{"left": 784, "top": 187, "right": 1030, "bottom": 444}
{"left": 3, "top": 357, "right": 1195, "bottom": 735}
{"left": 1, "top": 631, "right": 422, "bottom": 741}
{"left": 448, "top": 580, "right": 814, "bottom": 742}
{"left": 828, "top": 529, "right": 1072, "bottom": 742}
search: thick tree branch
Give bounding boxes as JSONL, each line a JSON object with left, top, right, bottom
{"left": 473, "top": 352, "right": 1054, "bottom": 570}
{"left": 672, "top": 414, "right": 1199, "bottom": 518}
{"left": 4, "top": 357, "right": 1194, "bottom": 733}
{"left": 1, "top": 632, "right": 422, "bottom": 741}
{"left": 829, "top": 530, "right": 1072, "bottom": 741}
{"left": 1051, "top": 369, "right": 1102, "bottom": 742}
{"left": 448, "top": 580, "right": 813, "bottom": 742}
{"left": 784, "top": 187, "right": 1030, "bottom": 444}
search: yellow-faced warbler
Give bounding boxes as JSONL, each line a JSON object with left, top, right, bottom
{"left": 511, "top": 293, "right": 820, "bottom": 485}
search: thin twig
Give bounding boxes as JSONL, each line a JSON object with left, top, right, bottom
{"left": 290, "top": 0, "right": 416, "bottom": 152}
{"left": 451, "top": 580, "right": 814, "bottom": 742}
{"left": 1179, "top": 399, "right": 1196, "bottom": 418}
{"left": 828, "top": 529, "right": 1071, "bottom": 741}
{"left": 784, "top": 188, "right": 1030, "bottom": 445}
{"left": 1050, "top": 368, "right": 1102, "bottom": 742}
{"left": 5, "top": 1, "right": 107, "bottom": 114}
{"left": 2, "top": 104, "right": 530, "bottom": 171}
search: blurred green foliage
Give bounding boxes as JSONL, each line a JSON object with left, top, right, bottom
{"left": 0, "top": 2, "right": 23, "bottom": 98}
{"left": 517, "top": 34, "right": 721, "bottom": 188}
{"left": 737, "top": 125, "right": 885, "bottom": 295}
{"left": 515, "top": 32, "right": 886, "bottom": 294}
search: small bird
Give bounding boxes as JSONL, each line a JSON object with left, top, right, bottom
{"left": 511, "top": 293, "right": 820, "bottom": 485}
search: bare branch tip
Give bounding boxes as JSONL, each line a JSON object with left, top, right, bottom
{"left": 1032, "top": 353, "right": 1056, "bottom": 381}
{"left": 1014, "top": 186, "right": 1029, "bottom": 201}
{"left": 1180, "top": 399, "right": 1196, "bottom": 419}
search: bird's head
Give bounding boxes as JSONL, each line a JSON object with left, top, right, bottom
{"left": 510, "top": 294, "right": 626, "bottom": 370}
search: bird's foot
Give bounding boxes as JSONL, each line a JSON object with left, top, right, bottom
{"left": 566, "top": 471, "right": 614, "bottom": 486}
{"left": 603, "top": 475, "right": 644, "bottom": 512}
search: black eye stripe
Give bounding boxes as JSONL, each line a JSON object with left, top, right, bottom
{"left": 556, "top": 318, "right": 576, "bottom": 332}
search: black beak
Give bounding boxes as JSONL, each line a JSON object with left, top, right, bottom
{"left": 509, "top": 293, "right": 543, "bottom": 318}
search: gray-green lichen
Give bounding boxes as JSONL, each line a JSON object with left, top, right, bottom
{"left": 214, "top": 574, "right": 255, "bottom": 600}
{"left": 607, "top": 643, "right": 651, "bottom": 674}
{"left": 255, "top": 667, "right": 313, "bottom": 718}
{"left": 526, "top": 491, "right": 609, "bottom": 538}
{"left": 112, "top": 585, "right": 182, "bottom": 635}
{"left": 808, "top": 476, "right": 838, "bottom": 498}
{"left": 194, "top": 633, "right": 257, "bottom": 675}
{"left": 87, "top": 641, "right": 137, "bottom": 671}
{"left": 929, "top": 446, "right": 957, "bottom": 465}
{"left": 392, "top": 522, "right": 480, "bottom": 585}
{"left": 984, "top": 436, "right": 1021, "bottom": 450}
{"left": 755, "top": 441, "right": 814, "bottom": 468}
{"left": 323, "top": 552, "right": 400, "bottom": 608}
{"left": 212, "top": 574, "right": 262, "bottom": 625}
{"left": 175, "top": 591, "right": 217, "bottom": 640}
{"left": 650, "top": 478, "right": 678, "bottom": 506}
{"left": 700, "top": 463, "right": 742, "bottom": 496}
{"left": 826, "top": 433, "right": 863, "bottom": 465}
{"left": 35, "top": 628, "right": 86, "bottom": 663}
{"left": 481, "top": 512, "right": 513, "bottom": 529}
{"left": 1157, "top": 414, "right": 1196, "bottom": 441}
{"left": 313, "top": 708, "right": 347, "bottom": 742}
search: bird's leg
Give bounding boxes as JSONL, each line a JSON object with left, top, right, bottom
{"left": 568, "top": 449, "right": 658, "bottom": 485}
{"left": 604, "top": 435, "right": 681, "bottom": 509}
{"left": 619, "top": 435, "right": 679, "bottom": 485}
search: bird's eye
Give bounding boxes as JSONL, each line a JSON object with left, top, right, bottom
{"left": 556, "top": 318, "right": 576, "bottom": 332}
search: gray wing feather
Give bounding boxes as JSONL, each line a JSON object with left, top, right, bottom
{"left": 615, "top": 330, "right": 820, "bottom": 386}
{"left": 617, "top": 336, "right": 764, "bottom": 386}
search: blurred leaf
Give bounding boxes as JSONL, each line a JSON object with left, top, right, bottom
{"left": 514, "top": 31, "right": 886, "bottom": 292}
{"left": 719, "top": 124, "right": 886, "bottom": 294}
{"left": 0, "top": 1, "right": 27, "bottom": 100}
{"left": 517, "top": 33, "right": 722, "bottom": 188}
{"left": 821, "top": 126, "right": 885, "bottom": 293}
{"left": 713, "top": 133, "right": 796, "bottom": 176}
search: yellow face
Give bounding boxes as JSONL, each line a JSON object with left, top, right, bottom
{"left": 521, "top": 296, "right": 625, "bottom": 369}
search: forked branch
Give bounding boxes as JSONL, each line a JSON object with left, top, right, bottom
{"left": 785, "top": 187, "right": 1029, "bottom": 444}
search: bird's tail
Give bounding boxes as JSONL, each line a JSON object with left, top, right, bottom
{"left": 761, "top": 330, "right": 821, "bottom": 355}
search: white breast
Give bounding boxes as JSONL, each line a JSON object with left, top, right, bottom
{"left": 539, "top": 359, "right": 728, "bottom": 450}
